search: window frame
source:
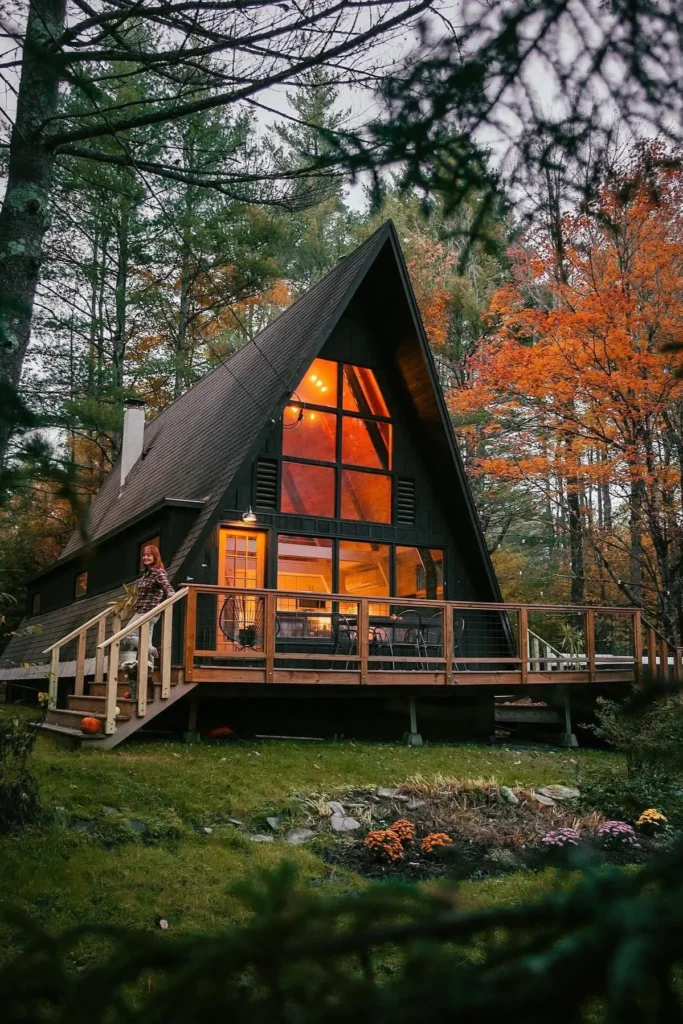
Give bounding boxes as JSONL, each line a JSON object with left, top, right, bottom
{"left": 31, "top": 592, "right": 41, "bottom": 616}
{"left": 280, "top": 360, "right": 393, "bottom": 523}
{"left": 74, "top": 571, "right": 88, "bottom": 599}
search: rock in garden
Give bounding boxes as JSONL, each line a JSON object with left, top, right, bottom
{"left": 500, "top": 786, "right": 519, "bottom": 806}
{"left": 532, "top": 792, "right": 555, "bottom": 807}
{"left": 330, "top": 814, "right": 361, "bottom": 833}
{"left": 249, "top": 834, "right": 274, "bottom": 843}
{"left": 406, "top": 799, "right": 426, "bottom": 811}
{"left": 376, "top": 788, "right": 400, "bottom": 799}
{"left": 101, "top": 805, "right": 119, "bottom": 816}
{"left": 228, "top": 818, "right": 245, "bottom": 827}
{"left": 327, "top": 801, "right": 346, "bottom": 815}
{"left": 266, "top": 816, "right": 281, "bottom": 831}
{"left": 285, "top": 828, "right": 316, "bottom": 845}
{"left": 537, "top": 785, "right": 580, "bottom": 801}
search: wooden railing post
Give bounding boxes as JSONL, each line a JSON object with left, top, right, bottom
{"left": 105, "top": 638, "right": 120, "bottom": 735}
{"left": 160, "top": 606, "right": 172, "bottom": 698}
{"left": 74, "top": 629, "right": 86, "bottom": 696}
{"left": 359, "top": 600, "right": 369, "bottom": 684}
{"left": 265, "top": 592, "right": 276, "bottom": 683}
{"left": 443, "top": 604, "right": 454, "bottom": 685}
{"left": 518, "top": 607, "right": 528, "bottom": 684}
{"left": 94, "top": 614, "right": 107, "bottom": 685}
{"left": 585, "top": 609, "right": 596, "bottom": 683}
{"left": 137, "top": 620, "right": 149, "bottom": 716}
{"left": 659, "top": 635, "right": 669, "bottom": 686}
{"left": 675, "top": 648, "right": 683, "bottom": 689}
{"left": 49, "top": 647, "right": 59, "bottom": 708}
{"left": 633, "top": 611, "right": 642, "bottom": 685}
{"left": 183, "top": 586, "right": 197, "bottom": 683}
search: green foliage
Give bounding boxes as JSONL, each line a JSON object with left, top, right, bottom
{"left": 581, "top": 771, "right": 683, "bottom": 829}
{"left": 592, "top": 692, "right": 683, "bottom": 777}
{"left": 5, "top": 848, "right": 683, "bottom": 1022}
{"left": 0, "top": 716, "right": 42, "bottom": 835}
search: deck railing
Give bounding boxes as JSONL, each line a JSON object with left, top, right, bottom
{"left": 183, "top": 585, "right": 682, "bottom": 689}
{"left": 98, "top": 588, "right": 188, "bottom": 733}
{"left": 44, "top": 602, "right": 120, "bottom": 708}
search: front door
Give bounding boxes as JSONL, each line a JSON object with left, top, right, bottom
{"left": 218, "top": 528, "right": 267, "bottom": 650}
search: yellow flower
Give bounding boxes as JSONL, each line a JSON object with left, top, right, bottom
{"left": 637, "top": 808, "right": 667, "bottom": 828}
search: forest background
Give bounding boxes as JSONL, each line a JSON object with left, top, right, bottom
{"left": 1, "top": 1, "right": 682, "bottom": 648}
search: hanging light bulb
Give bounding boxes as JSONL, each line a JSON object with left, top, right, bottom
{"left": 242, "top": 506, "right": 257, "bottom": 524}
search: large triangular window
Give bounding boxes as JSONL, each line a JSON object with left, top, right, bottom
{"left": 281, "top": 359, "right": 392, "bottom": 523}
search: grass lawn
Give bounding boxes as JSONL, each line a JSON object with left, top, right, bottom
{"left": 0, "top": 705, "right": 624, "bottom": 959}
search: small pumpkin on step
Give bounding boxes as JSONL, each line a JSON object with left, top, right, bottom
{"left": 79, "top": 716, "right": 101, "bottom": 735}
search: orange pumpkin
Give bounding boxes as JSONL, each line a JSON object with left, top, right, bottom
{"left": 79, "top": 716, "right": 101, "bottom": 735}
{"left": 122, "top": 691, "right": 131, "bottom": 700}
{"left": 207, "top": 726, "right": 233, "bottom": 739}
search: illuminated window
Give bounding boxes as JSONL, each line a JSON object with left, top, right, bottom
{"left": 339, "top": 540, "right": 390, "bottom": 597}
{"left": 283, "top": 409, "right": 336, "bottom": 462}
{"left": 291, "top": 357, "right": 337, "bottom": 408}
{"left": 75, "top": 572, "right": 88, "bottom": 598}
{"left": 31, "top": 593, "right": 41, "bottom": 616}
{"left": 281, "top": 462, "right": 335, "bottom": 517}
{"left": 396, "top": 547, "right": 444, "bottom": 599}
{"left": 139, "top": 534, "right": 160, "bottom": 570}
{"left": 341, "top": 469, "right": 391, "bottom": 523}
{"left": 342, "top": 364, "right": 389, "bottom": 417}
{"left": 342, "top": 417, "right": 391, "bottom": 470}
{"left": 277, "top": 535, "right": 333, "bottom": 593}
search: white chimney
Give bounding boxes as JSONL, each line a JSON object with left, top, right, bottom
{"left": 120, "top": 398, "right": 146, "bottom": 490}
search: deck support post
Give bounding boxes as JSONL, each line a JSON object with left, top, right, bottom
{"left": 403, "top": 696, "right": 423, "bottom": 746}
{"left": 183, "top": 691, "right": 201, "bottom": 743}
{"left": 560, "top": 693, "right": 578, "bottom": 748}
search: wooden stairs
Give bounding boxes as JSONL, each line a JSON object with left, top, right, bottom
{"left": 40, "top": 588, "right": 192, "bottom": 749}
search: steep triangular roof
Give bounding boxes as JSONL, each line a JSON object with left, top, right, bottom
{"left": 58, "top": 222, "right": 395, "bottom": 571}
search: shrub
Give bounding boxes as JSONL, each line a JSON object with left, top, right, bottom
{"left": 0, "top": 714, "right": 42, "bottom": 834}
{"left": 541, "top": 828, "right": 581, "bottom": 849}
{"left": 363, "top": 829, "right": 404, "bottom": 862}
{"left": 420, "top": 832, "right": 453, "bottom": 855}
{"left": 598, "top": 820, "right": 639, "bottom": 849}
{"left": 592, "top": 691, "right": 683, "bottom": 777}
{"left": 388, "top": 818, "right": 416, "bottom": 842}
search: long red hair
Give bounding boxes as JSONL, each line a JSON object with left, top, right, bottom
{"left": 142, "top": 544, "right": 164, "bottom": 569}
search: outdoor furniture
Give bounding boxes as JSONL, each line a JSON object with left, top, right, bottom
{"left": 219, "top": 593, "right": 265, "bottom": 650}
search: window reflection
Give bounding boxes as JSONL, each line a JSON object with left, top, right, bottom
{"left": 277, "top": 535, "right": 333, "bottom": 593}
{"left": 283, "top": 409, "right": 336, "bottom": 462}
{"left": 342, "top": 417, "right": 391, "bottom": 470}
{"left": 341, "top": 469, "right": 391, "bottom": 523}
{"left": 291, "top": 357, "right": 337, "bottom": 408}
{"left": 339, "top": 540, "right": 390, "bottom": 597}
{"left": 396, "top": 547, "right": 444, "bottom": 599}
{"left": 281, "top": 462, "right": 335, "bottom": 517}
{"left": 342, "top": 364, "right": 389, "bottom": 417}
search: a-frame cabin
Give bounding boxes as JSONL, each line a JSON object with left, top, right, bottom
{"left": 0, "top": 223, "right": 650, "bottom": 746}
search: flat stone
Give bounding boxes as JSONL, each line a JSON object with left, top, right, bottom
{"left": 100, "top": 805, "right": 119, "bottom": 816}
{"left": 228, "top": 818, "right": 245, "bottom": 827}
{"left": 266, "top": 816, "right": 281, "bottom": 831}
{"left": 249, "top": 834, "right": 274, "bottom": 843}
{"left": 202, "top": 827, "right": 213, "bottom": 834}
{"left": 532, "top": 792, "right": 555, "bottom": 807}
{"left": 330, "top": 814, "right": 361, "bottom": 833}
{"left": 376, "top": 788, "right": 399, "bottom": 799}
{"left": 500, "top": 786, "right": 520, "bottom": 806}
{"left": 537, "top": 785, "right": 580, "bottom": 802}
{"left": 406, "top": 799, "right": 426, "bottom": 811}
{"left": 285, "top": 828, "right": 316, "bottom": 845}
{"left": 327, "top": 801, "right": 346, "bottom": 816}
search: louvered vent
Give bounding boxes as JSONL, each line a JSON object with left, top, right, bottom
{"left": 396, "top": 477, "right": 416, "bottom": 525}
{"left": 254, "top": 458, "right": 278, "bottom": 510}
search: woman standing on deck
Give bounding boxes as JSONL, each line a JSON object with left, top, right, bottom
{"left": 127, "top": 545, "right": 175, "bottom": 663}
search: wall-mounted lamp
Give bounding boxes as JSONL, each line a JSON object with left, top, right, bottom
{"left": 242, "top": 506, "right": 257, "bottom": 524}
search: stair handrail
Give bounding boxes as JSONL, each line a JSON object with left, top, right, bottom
{"left": 44, "top": 601, "right": 118, "bottom": 708}
{"left": 98, "top": 587, "right": 188, "bottom": 733}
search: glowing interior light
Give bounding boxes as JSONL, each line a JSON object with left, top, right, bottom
{"left": 310, "top": 374, "right": 318, "bottom": 382}
{"left": 321, "top": 386, "right": 328, "bottom": 393}
{"left": 309, "top": 412, "right": 316, "bottom": 420}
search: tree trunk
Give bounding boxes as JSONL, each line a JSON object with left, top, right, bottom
{"left": 567, "top": 479, "right": 585, "bottom": 603}
{"left": 175, "top": 248, "right": 192, "bottom": 398}
{"left": 0, "top": 0, "right": 66, "bottom": 468}
{"left": 629, "top": 476, "right": 644, "bottom": 608}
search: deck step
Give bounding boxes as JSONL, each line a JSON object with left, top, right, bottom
{"left": 47, "top": 708, "right": 131, "bottom": 730}
{"left": 68, "top": 695, "right": 139, "bottom": 715}
{"left": 37, "top": 721, "right": 107, "bottom": 743}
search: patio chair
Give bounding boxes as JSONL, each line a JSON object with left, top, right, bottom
{"left": 219, "top": 593, "right": 265, "bottom": 650}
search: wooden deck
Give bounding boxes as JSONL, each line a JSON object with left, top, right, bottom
{"left": 183, "top": 584, "right": 681, "bottom": 690}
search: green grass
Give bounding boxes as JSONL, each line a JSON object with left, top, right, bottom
{"left": 0, "top": 704, "right": 624, "bottom": 953}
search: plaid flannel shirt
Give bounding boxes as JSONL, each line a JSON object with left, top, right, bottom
{"left": 134, "top": 567, "right": 175, "bottom": 614}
